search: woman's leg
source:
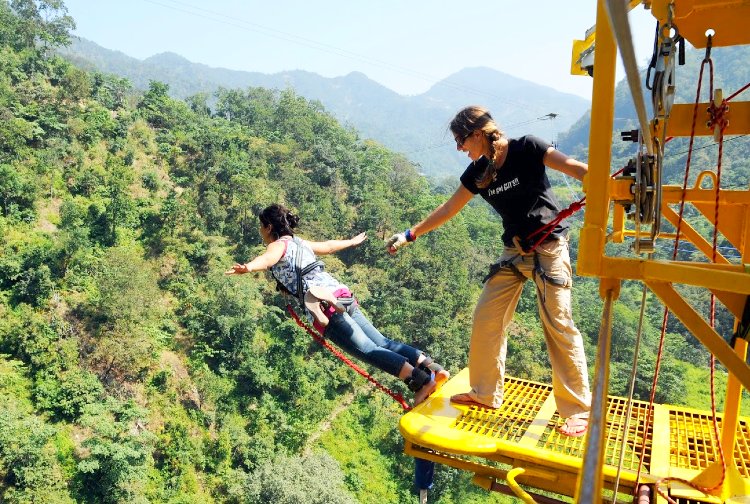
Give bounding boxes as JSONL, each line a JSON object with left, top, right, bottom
{"left": 533, "top": 239, "right": 591, "bottom": 420}
{"left": 349, "top": 307, "right": 423, "bottom": 365}
{"left": 462, "top": 255, "right": 525, "bottom": 408}
{"left": 325, "top": 311, "right": 410, "bottom": 377}
{"left": 325, "top": 311, "right": 439, "bottom": 403}
{"left": 350, "top": 307, "right": 450, "bottom": 388}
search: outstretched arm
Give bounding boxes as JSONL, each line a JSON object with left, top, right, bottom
{"left": 307, "top": 232, "right": 367, "bottom": 255}
{"left": 387, "top": 185, "right": 474, "bottom": 254}
{"left": 225, "top": 240, "right": 286, "bottom": 275}
{"left": 544, "top": 147, "right": 588, "bottom": 181}
{"left": 412, "top": 185, "right": 474, "bottom": 237}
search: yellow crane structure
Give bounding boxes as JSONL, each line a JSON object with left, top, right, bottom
{"left": 398, "top": 1, "right": 750, "bottom": 502}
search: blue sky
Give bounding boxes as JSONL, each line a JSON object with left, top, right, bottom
{"left": 61, "top": 0, "right": 660, "bottom": 99}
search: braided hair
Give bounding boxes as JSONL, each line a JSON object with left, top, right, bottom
{"left": 258, "top": 204, "right": 300, "bottom": 240}
{"left": 450, "top": 106, "right": 506, "bottom": 189}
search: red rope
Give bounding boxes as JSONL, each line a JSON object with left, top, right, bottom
{"left": 286, "top": 305, "right": 411, "bottom": 411}
{"left": 635, "top": 48, "right": 728, "bottom": 503}
{"left": 726, "top": 81, "right": 750, "bottom": 102}
{"left": 525, "top": 198, "right": 586, "bottom": 253}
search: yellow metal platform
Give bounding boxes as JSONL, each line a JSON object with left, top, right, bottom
{"left": 400, "top": 369, "right": 750, "bottom": 501}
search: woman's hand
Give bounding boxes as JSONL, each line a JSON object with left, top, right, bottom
{"left": 350, "top": 232, "right": 367, "bottom": 247}
{"left": 224, "top": 263, "right": 250, "bottom": 275}
{"left": 225, "top": 242, "right": 285, "bottom": 274}
{"left": 386, "top": 232, "right": 410, "bottom": 255}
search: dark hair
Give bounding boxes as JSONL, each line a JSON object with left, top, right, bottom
{"left": 258, "top": 204, "right": 299, "bottom": 240}
{"left": 450, "top": 105, "right": 505, "bottom": 188}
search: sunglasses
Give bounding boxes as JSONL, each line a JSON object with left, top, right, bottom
{"left": 454, "top": 131, "right": 473, "bottom": 148}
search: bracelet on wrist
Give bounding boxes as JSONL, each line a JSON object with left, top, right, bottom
{"left": 405, "top": 229, "right": 416, "bottom": 242}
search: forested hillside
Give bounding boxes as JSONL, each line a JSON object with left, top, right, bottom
{"left": 58, "top": 37, "right": 590, "bottom": 179}
{"left": 0, "top": 1, "right": 745, "bottom": 503}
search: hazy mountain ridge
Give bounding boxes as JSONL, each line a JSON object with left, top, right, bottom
{"left": 59, "top": 37, "right": 591, "bottom": 178}
{"left": 557, "top": 44, "right": 750, "bottom": 170}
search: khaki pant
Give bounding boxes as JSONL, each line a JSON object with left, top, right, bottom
{"left": 467, "top": 238, "right": 591, "bottom": 419}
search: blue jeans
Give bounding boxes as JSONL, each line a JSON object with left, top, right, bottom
{"left": 324, "top": 307, "right": 422, "bottom": 377}
{"left": 414, "top": 458, "right": 435, "bottom": 491}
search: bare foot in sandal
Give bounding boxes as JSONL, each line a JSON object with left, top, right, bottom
{"left": 449, "top": 392, "right": 498, "bottom": 409}
{"left": 414, "top": 378, "right": 438, "bottom": 405}
{"left": 558, "top": 417, "right": 588, "bottom": 437}
{"left": 434, "top": 369, "right": 450, "bottom": 389}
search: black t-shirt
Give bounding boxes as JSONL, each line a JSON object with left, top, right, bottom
{"left": 459, "top": 135, "right": 568, "bottom": 247}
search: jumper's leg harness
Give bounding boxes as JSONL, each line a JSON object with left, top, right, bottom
{"left": 483, "top": 237, "right": 570, "bottom": 331}
{"left": 292, "top": 237, "right": 344, "bottom": 328}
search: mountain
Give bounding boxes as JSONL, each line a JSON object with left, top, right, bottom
{"left": 58, "top": 37, "right": 591, "bottom": 178}
{"left": 557, "top": 44, "right": 750, "bottom": 179}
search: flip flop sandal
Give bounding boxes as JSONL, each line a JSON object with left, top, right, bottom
{"left": 449, "top": 393, "right": 498, "bottom": 409}
{"left": 557, "top": 418, "right": 588, "bottom": 437}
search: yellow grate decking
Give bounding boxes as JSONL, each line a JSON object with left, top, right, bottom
{"left": 452, "top": 378, "right": 547, "bottom": 443}
{"left": 400, "top": 368, "right": 750, "bottom": 501}
{"left": 671, "top": 410, "right": 721, "bottom": 471}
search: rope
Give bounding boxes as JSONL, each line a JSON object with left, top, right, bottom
{"left": 611, "top": 282, "right": 650, "bottom": 503}
{"left": 524, "top": 198, "right": 586, "bottom": 253}
{"left": 286, "top": 305, "right": 411, "bottom": 411}
{"left": 726, "top": 81, "right": 750, "bottom": 102}
{"left": 633, "top": 38, "right": 728, "bottom": 502}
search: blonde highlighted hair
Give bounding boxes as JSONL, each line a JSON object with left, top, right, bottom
{"left": 450, "top": 106, "right": 505, "bottom": 188}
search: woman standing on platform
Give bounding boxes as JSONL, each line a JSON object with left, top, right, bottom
{"left": 387, "top": 105, "right": 591, "bottom": 436}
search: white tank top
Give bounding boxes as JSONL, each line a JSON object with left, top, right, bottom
{"left": 270, "top": 236, "right": 345, "bottom": 300}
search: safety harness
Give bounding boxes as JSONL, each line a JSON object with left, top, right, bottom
{"left": 483, "top": 238, "right": 570, "bottom": 299}
{"left": 481, "top": 194, "right": 583, "bottom": 298}
{"left": 482, "top": 236, "right": 572, "bottom": 334}
{"left": 279, "top": 237, "right": 433, "bottom": 405}
{"left": 273, "top": 237, "right": 356, "bottom": 316}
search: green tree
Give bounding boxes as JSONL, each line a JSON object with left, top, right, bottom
{"left": 0, "top": 163, "right": 38, "bottom": 221}
{"left": 5, "top": 0, "right": 74, "bottom": 52}
{"left": 0, "top": 395, "right": 73, "bottom": 503}
{"left": 230, "top": 453, "right": 357, "bottom": 504}
{"left": 76, "top": 399, "right": 155, "bottom": 504}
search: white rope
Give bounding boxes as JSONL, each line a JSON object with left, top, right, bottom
{"left": 611, "top": 280, "right": 650, "bottom": 502}
{"left": 603, "top": 0, "right": 654, "bottom": 155}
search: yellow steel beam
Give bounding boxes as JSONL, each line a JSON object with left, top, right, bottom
{"left": 600, "top": 258, "right": 750, "bottom": 293}
{"left": 646, "top": 281, "right": 750, "bottom": 392}
{"left": 666, "top": 102, "right": 750, "bottom": 137}
{"left": 661, "top": 205, "right": 731, "bottom": 264}
{"left": 711, "top": 290, "right": 750, "bottom": 320}
{"left": 649, "top": 405, "right": 672, "bottom": 476}
{"left": 692, "top": 337, "right": 750, "bottom": 500}
{"left": 664, "top": 187, "right": 750, "bottom": 205}
{"left": 611, "top": 185, "right": 750, "bottom": 255}
{"left": 579, "top": 0, "right": 618, "bottom": 279}
{"left": 722, "top": 338, "right": 747, "bottom": 457}
{"left": 611, "top": 204, "right": 626, "bottom": 242}
{"left": 692, "top": 202, "right": 749, "bottom": 253}
{"left": 610, "top": 179, "right": 750, "bottom": 205}
{"left": 404, "top": 443, "right": 586, "bottom": 499}
{"left": 650, "top": 0, "right": 750, "bottom": 48}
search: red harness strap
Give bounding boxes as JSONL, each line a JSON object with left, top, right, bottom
{"left": 523, "top": 198, "right": 586, "bottom": 253}
{"left": 286, "top": 305, "right": 411, "bottom": 411}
